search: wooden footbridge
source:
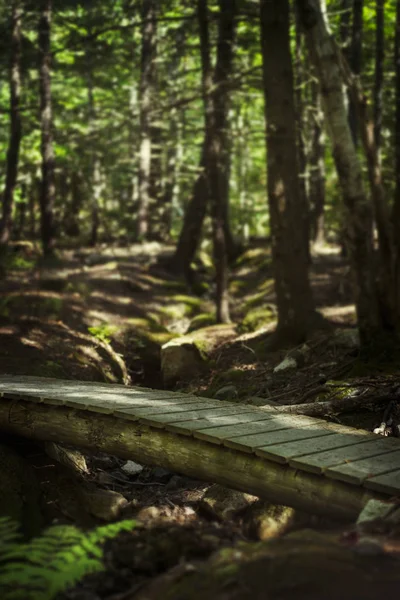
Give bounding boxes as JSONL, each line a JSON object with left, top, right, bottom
{"left": 1, "top": 375, "right": 400, "bottom": 520}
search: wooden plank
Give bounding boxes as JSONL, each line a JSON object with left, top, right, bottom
{"left": 166, "top": 411, "right": 275, "bottom": 436}
{"left": 364, "top": 468, "right": 400, "bottom": 495}
{"left": 194, "top": 414, "right": 327, "bottom": 446}
{"left": 326, "top": 450, "right": 400, "bottom": 485}
{"left": 290, "top": 436, "right": 400, "bottom": 474}
{"left": 135, "top": 405, "right": 248, "bottom": 428}
{"left": 257, "top": 430, "right": 370, "bottom": 464}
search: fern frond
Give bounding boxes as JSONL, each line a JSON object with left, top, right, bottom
{"left": 0, "top": 518, "right": 137, "bottom": 600}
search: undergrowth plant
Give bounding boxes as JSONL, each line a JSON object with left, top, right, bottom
{"left": 0, "top": 517, "right": 137, "bottom": 600}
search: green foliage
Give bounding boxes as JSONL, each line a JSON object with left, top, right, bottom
{"left": 88, "top": 324, "right": 118, "bottom": 344}
{"left": 237, "top": 306, "right": 277, "bottom": 334}
{"left": 0, "top": 517, "right": 137, "bottom": 600}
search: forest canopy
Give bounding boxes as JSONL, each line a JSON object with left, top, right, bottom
{"left": 1, "top": 0, "right": 400, "bottom": 349}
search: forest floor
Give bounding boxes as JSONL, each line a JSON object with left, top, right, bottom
{"left": 1, "top": 241, "right": 400, "bottom": 599}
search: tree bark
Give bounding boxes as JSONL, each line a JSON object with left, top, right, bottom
{"left": 374, "top": 0, "right": 385, "bottom": 155}
{"left": 348, "top": 0, "right": 364, "bottom": 147}
{"left": 296, "top": 0, "right": 382, "bottom": 347}
{"left": 136, "top": 0, "right": 157, "bottom": 241}
{"left": 38, "top": 0, "right": 56, "bottom": 256}
{"left": 0, "top": 0, "right": 22, "bottom": 249}
{"left": 206, "top": 0, "right": 236, "bottom": 323}
{"left": 393, "top": 0, "right": 400, "bottom": 325}
{"left": 309, "top": 81, "right": 326, "bottom": 244}
{"left": 260, "top": 0, "right": 318, "bottom": 344}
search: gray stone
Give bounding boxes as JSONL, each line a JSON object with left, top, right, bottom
{"left": 214, "top": 385, "right": 239, "bottom": 401}
{"left": 200, "top": 484, "right": 258, "bottom": 520}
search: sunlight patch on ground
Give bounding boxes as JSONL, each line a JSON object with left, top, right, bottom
{"left": 320, "top": 304, "right": 356, "bottom": 318}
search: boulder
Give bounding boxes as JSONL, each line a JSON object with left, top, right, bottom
{"left": 161, "top": 325, "right": 235, "bottom": 386}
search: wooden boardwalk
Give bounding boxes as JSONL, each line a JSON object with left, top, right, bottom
{"left": 0, "top": 375, "right": 400, "bottom": 519}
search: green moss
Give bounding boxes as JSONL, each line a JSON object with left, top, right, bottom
{"left": 65, "top": 281, "right": 92, "bottom": 299}
{"left": 237, "top": 306, "right": 277, "bottom": 334}
{"left": 235, "top": 247, "right": 271, "bottom": 267}
{"left": 171, "top": 295, "right": 204, "bottom": 309}
{"left": 126, "top": 317, "right": 177, "bottom": 345}
{"left": 88, "top": 325, "right": 120, "bottom": 344}
{"left": 188, "top": 313, "right": 217, "bottom": 332}
{"left": 243, "top": 292, "right": 269, "bottom": 311}
{"left": 229, "top": 279, "right": 248, "bottom": 294}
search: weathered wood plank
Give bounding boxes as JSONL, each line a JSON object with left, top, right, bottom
{"left": 230, "top": 427, "right": 334, "bottom": 454}
{"left": 135, "top": 405, "right": 248, "bottom": 428}
{"left": 194, "top": 414, "right": 328, "bottom": 446}
{"left": 0, "top": 396, "right": 386, "bottom": 520}
{"left": 290, "top": 437, "right": 400, "bottom": 474}
{"left": 257, "top": 430, "right": 370, "bottom": 464}
{"left": 365, "top": 468, "right": 400, "bottom": 495}
{"left": 326, "top": 450, "right": 400, "bottom": 485}
{"left": 166, "top": 411, "right": 275, "bottom": 436}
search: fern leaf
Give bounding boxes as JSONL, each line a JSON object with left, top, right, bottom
{"left": 0, "top": 519, "right": 137, "bottom": 600}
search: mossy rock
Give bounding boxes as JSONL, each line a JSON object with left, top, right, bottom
{"left": 188, "top": 313, "right": 217, "bottom": 333}
{"left": 237, "top": 306, "right": 277, "bottom": 334}
{"left": 161, "top": 325, "right": 236, "bottom": 386}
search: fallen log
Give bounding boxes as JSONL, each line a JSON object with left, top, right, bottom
{"left": 0, "top": 397, "right": 385, "bottom": 520}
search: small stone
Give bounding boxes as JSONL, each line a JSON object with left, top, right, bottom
{"left": 273, "top": 356, "right": 297, "bottom": 373}
{"left": 151, "top": 467, "right": 174, "bottom": 483}
{"left": 244, "top": 501, "right": 296, "bottom": 540}
{"left": 200, "top": 484, "right": 258, "bottom": 520}
{"left": 83, "top": 489, "right": 128, "bottom": 521}
{"left": 121, "top": 460, "right": 144, "bottom": 476}
{"left": 214, "top": 385, "right": 239, "bottom": 401}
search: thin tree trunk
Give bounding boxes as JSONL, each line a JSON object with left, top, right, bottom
{"left": 0, "top": 0, "right": 22, "bottom": 249}
{"left": 309, "top": 81, "right": 326, "bottom": 244}
{"left": 206, "top": 0, "right": 236, "bottom": 323}
{"left": 136, "top": 0, "right": 157, "bottom": 240}
{"left": 374, "top": 0, "right": 385, "bottom": 157}
{"left": 260, "top": 0, "right": 318, "bottom": 344}
{"left": 294, "top": 7, "right": 310, "bottom": 258}
{"left": 38, "top": 0, "right": 56, "bottom": 256}
{"left": 349, "top": 0, "right": 364, "bottom": 146}
{"left": 171, "top": 143, "right": 208, "bottom": 281}
{"left": 87, "top": 56, "right": 101, "bottom": 247}
{"left": 296, "top": 0, "right": 382, "bottom": 346}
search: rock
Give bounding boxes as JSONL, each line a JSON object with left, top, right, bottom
{"left": 273, "top": 356, "right": 297, "bottom": 373}
{"left": 214, "top": 385, "right": 239, "bottom": 401}
{"left": 151, "top": 467, "right": 174, "bottom": 483}
{"left": 122, "top": 460, "right": 144, "bottom": 476}
{"left": 200, "top": 484, "right": 258, "bottom": 520}
{"left": 161, "top": 325, "right": 235, "bottom": 386}
{"left": 82, "top": 488, "right": 128, "bottom": 521}
{"left": 243, "top": 501, "right": 296, "bottom": 540}
{"left": 44, "top": 442, "right": 89, "bottom": 474}
{"left": 332, "top": 328, "right": 360, "bottom": 349}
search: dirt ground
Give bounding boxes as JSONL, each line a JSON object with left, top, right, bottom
{"left": 1, "top": 241, "right": 400, "bottom": 600}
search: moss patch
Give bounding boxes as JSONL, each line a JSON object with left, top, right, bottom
{"left": 237, "top": 306, "right": 277, "bottom": 334}
{"left": 188, "top": 313, "right": 217, "bottom": 333}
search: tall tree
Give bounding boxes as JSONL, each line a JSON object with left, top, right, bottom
{"left": 136, "top": 0, "right": 157, "bottom": 240}
{"left": 374, "top": 0, "right": 385, "bottom": 157}
{"left": 349, "top": 0, "right": 364, "bottom": 146}
{"left": 207, "top": 0, "right": 237, "bottom": 323}
{"left": 38, "top": 0, "right": 56, "bottom": 255}
{"left": 260, "top": 0, "right": 319, "bottom": 344}
{"left": 393, "top": 0, "right": 400, "bottom": 321}
{"left": 296, "top": 0, "right": 382, "bottom": 346}
{"left": 0, "top": 1, "right": 22, "bottom": 249}
{"left": 309, "top": 80, "right": 326, "bottom": 244}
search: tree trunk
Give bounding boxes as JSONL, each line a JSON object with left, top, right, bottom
{"left": 136, "top": 0, "right": 157, "bottom": 241}
{"left": 393, "top": 0, "right": 400, "bottom": 325}
{"left": 296, "top": 0, "right": 382, "bottom": 346}
{"left": 260, "top": 0, "right": 318, "bottom": 344}
{"left": 374, "top": 0, "right": 385, "bottom": 155}
{"left": 294, "top": 6, "right": 311, "bottom": 258}
{"left": 349, "top": 0, "right": 364, "bottom": 146}
{"left": 0, "top": 0, "right": 22, "bottom": 249}
{"left": 309, "top": 81, "right": 326, "bottom": 245}
{"left": 38, "top": 0, "right": 56, "bottom": 256}
{"left": 171, "top": 143, "right": 208, "bottom": 281}
{"left": 206, "top": 0, "right": 236, "bottom": 323}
